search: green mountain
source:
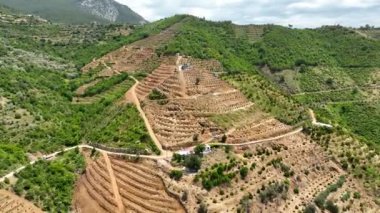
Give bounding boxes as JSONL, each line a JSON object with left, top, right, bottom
{"left": 0, "top": 10, "right": 379, "bottom": 210}
{"left": 0, "top": 0, "right": 146, "bottom": 24}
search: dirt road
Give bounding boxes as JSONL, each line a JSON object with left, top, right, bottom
{"left": 125, "top": 76, "right": 171, "bottom": 157}
{"left": 176, "top": 55, "right": 187, "bottom": 97}
{"left": 102, "top": 152, "right": 124, "bottom": 213}
{"left": 0, "top": 144, "right": 171, "bottom": 183}
{"left": 209, "top": 127, "right": 303, "bottom": 146}
{"left": 309, "top": 109, "right": 333, "bottom": 128}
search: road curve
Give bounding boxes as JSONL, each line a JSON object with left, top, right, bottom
{"left": 0, "top": 144, "right": 171, "bottom": 183}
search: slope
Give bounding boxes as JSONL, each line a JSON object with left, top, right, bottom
{"left": 0, "top": 0, "right": 146, "bottom": 24}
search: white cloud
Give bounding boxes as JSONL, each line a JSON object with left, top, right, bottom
{"left": 116, "top": 0, "right": 380, "bottom": 28}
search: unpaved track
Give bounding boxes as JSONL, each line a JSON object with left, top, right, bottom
{"left": 292, "top": 84, "right": 380, "bottom": 96}
{"left": 102, "top": 152, "right": 124, "bottom": 213}
{"left": 176, "top": 55, "right": 187, "bottom": 97}
{"left": 0, "top": 145, "right": 170, "bottom": 183}
{"left": 209, "top": 127, "right": 303, "bottom": 146}
{"left": 125, "top": 76, "right": 171, "bottom": 157}
{"left": 309, "top": 109, "right": 333, "bottom": 128}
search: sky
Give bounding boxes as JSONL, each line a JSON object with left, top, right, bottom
{"left": 115, "top": 0, "right": 380, "bottom": 28}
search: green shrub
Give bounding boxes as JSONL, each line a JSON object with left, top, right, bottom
{"left": 293, "top": 187, "right": 299, "bottom": 194}
{"left": 314, "top": 176, "right": 345, "bottom": 209}
{"left": 169, "top": 170, "right": 183, "bottom": 180}
{"left": 304, "top": 204, "right": 316, "bottom": 213}
{"left": 353, "top": 192, "right": 361, "bottom": 199}
{"left": 259, "top": 181, "right": 289, "bottom": 204}
{"left": 14, "top": 113, "right": 21, "bottom": 119}
{"left": 325, "top": 200, "right": 339, "bottom": 213}
{"left": 184, "top": 154, "right": 202, "bottom": 171}
{"left": 194, "top": 144, "right": 205, "bottom": 156}
{"left": 148, "top": 89, "right": 167, "bottom": 100}
{"left": 239, "top": 166, "right": 248, "bottom": 179}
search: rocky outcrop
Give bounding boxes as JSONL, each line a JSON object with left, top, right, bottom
{"left": 79, "top": 0, "right": 147, "bottom": 24}
{"left": 80, "top": 0, "right": 119, "bottom": 22}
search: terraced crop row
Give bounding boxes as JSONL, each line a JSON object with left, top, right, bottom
{"left": 80, "top": 159, "right": 118, "bottom": 213}
{"left": 82, "top": 46, "right": 155, "bottom": 75}
{"left": 72, "top": 79, "right": 132, "bottom": 104}
{"left": 110, "top": 157, "right": 185, "bottom": 213}
{"left": 227, "top": 119, "right": 295, "bottom": 144}
{"left": 136, "top": 64, "right": 176, "bottom": 100}
{"left": 0, "top": 190, "right": 42, "bottom": 213}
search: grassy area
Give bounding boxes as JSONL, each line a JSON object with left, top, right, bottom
{"left": 13, "top": 149, "right": 85, "bottom": 212}
{"left": 81, "top": 73, "right": 129, "bottom": 97}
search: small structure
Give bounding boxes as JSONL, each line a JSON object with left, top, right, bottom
{"left": 203, "top": 144, "right": 211, "bottom": 155}
{"left": 176, "top": 149, "right": 191, "bottom": 156}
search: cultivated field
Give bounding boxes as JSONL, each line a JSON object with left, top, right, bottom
{"left": 133, "top": 56, "right": 298, "bottom": 150}
{"left": 162, "top": 133, "right": 377, "bottom": 213}
{"left": 74, "top": 152, "right": 185, "bottom": 213}
{"left": 0, "top": 190, "right": 42, "bottom": 213}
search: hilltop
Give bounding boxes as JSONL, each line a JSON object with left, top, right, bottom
{"left": 0, "top": 0, "right": 146, "bottom": 24}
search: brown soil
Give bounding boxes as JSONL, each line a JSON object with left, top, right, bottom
{"left": 74, "top": 151, "right": 184, "bottom": 213}
{"left": 102, "top": 152, "right": 124, "bottom": 213}
{"left": 129, "top": 55, "right": 294, "bottom": 150}
{"left": 163, "top": 132, "right": 378, "bottom": 213}
{"left": 0, "top": 190, "right": 42, "bottom": 213}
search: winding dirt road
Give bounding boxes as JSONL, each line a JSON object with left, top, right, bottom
{"left": 125, "top": 76, "right": 171, "bottom": 157}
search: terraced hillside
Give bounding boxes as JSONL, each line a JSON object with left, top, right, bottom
{"left": 234, "top": 24, "right": 266, "bottom": 43}
{"left": 163, "top": 132, "right": 377, "bottom": 213}
{"left": 129, "top": 55, "right": 299, "bottom": 150}
{"left": 81, "top": 20, "right": 184, "bottom": 75}
{"left": 0, "top": 190, "right": 42, "bottom": 213}
{"left": 1, "top": 7, "right": 380, "bottom": 213}
{"left": 74, "top": 152, "right": 185, "bottom": 213}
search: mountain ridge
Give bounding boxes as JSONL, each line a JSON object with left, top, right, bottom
{"left": 0, "top": 0, "right": 146, "bottom": 24}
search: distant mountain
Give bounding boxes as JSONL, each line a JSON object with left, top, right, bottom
{"left": 0, "top": 0, "right": 147, "bottom": 24}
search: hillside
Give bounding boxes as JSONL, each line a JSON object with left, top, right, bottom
{"left": 0, "top": 10, "right": 379, "bottom": 213}
{"left": 0, "top": 0, "right": 146, "bottom": 24}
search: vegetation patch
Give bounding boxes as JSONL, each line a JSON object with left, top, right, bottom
{"left": 81, "top": 73, "right": 129, "bottom": 97}
{"left": 314, "top": 176, "right": 345, "bottom": 210}
{"left": 0, "top": 144, "right": 28, "bottom": 176}
{"left": 258, "top": 180, "right": 289, "bottom": 204}
{"left": 172, "top": 153, "right": 202, "bottom": 172}
{"left": 85, "top": 103, "right": 158, "bottom": 155}
{"left": 148, "top": 89, "right": 167, "bottom": 100}
{"left": 13, "top": 148, "right": 85, "bottom": 212}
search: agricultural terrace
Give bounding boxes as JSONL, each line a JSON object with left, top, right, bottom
{"left": 130, "top": 55, "right": 300, "bottom": 151}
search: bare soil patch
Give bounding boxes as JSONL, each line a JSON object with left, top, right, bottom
{"left": 0, "top": 189, "right": 42, "bottom": 213}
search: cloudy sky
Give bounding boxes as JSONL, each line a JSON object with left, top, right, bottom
{"left": 115, "top": 0, "right": 379, "bottom": 28}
